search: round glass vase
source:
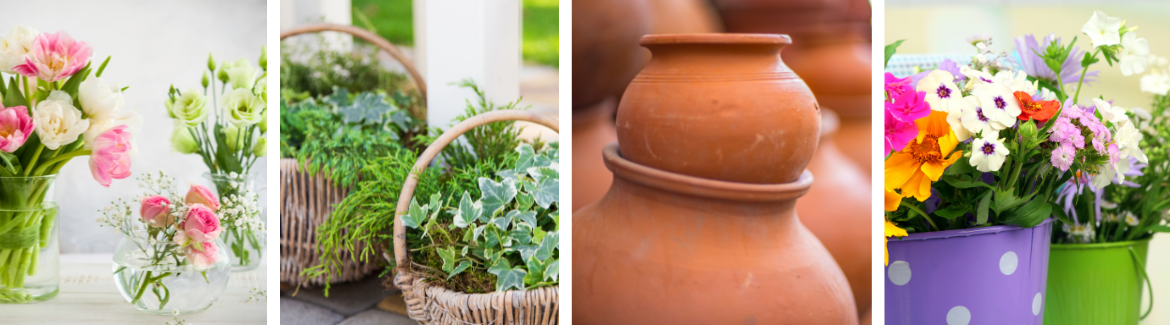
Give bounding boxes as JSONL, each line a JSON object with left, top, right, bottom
{"left": 113, "top": 233, "right": 231, "bottom": 315}
{"left": 201, "top": 172, "right": 265, "bottom": 272}
{"left": 0, "top": 175, "right": 60, "bottom": 304}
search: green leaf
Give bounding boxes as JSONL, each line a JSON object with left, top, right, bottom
{"left": 3, "top": 77, "right": 27, "bottom": 107}
{"left": 535, "top": 232, "right": 558, "bottom": 261}
{"left": 488, "top": 259, "right": 527, "bottom": 292}
{"left": 0, "top": 151, "right": 19, "bottom": 175}
{"left": 58, "top": 62, "right": 91, "bottom": 95}
{"left": 402, "top": 197, "right": 428, "bottom": 229}
{"left": 992, "top": 189, "right": 1029, "bottom": 214}
{"left": 479, "top": 177, "right": 518, "bottom": 218}
{"left": 530, "top": 177, "right": 559, "bottom": 209}
{"left": 977, "top": 191, "right": 993, "bottom": 225}
{"left": 514, "top": 143, "right": 537, "bottom": 171}
{"left": 323, "top": 86, "right": 350, "bottom": 107}
{"left": 337, "top": 92, "right": 394, "bottom": 125}
{"left": 510, "top": 223, "right": 532, "bottom": 245}
{"left": 513, "top": 210, "right": 538, "bottom": 227}
{"left": 943, "top": 177, "right": 993, "bottom": 189}
{"left": 544, "top": 259, "right": 559, "bottom": 282}
{"left": 516, "top": 193, "right": 534, "bottom": 211}
{"left": 448, "top": 260, "right": 471, "bottom": 280}
{"left": 94, "top": 56, "right": 112, "bottom": 78}
{"left": 884, "top": 40, "right": 906, "bottom": 68}
{"left": 1149, "top": 225, "right": 1170, "bottom": 233}
{"left": 933, "top": 205, "right": 969, "bottom": 220}
{"left": 532, "top": 225, "right": 547, "bottom": 245}
{"left": 454, "top": 192, "right": 481, "bottom": 228}
{"left": 490, "top": 214, "right": 512, "bottom": 231}
{"left": 523, "top": 256, "right": 551, "bottom": 286}
{"left": 1050, "top": 203, "right": 1073, "bottom": 225}
{"left": 1001, "top": 195, "right": 1051, "bottom": 228}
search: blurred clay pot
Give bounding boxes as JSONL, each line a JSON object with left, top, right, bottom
{"left": 573, "top": 0, "right": 652, "bottom": 109}
{"left": 572, "top": 98, "right": 619, "bottom": 212}
{"left": 616, "top": 34, "right": 820, "bottom": 184}
{"left": 573, "top": 144, "right": 858, "bottom": 324}
{"left": 797, "top": 108, "right": 872, "bottom": 317}
{"left": 649, "top": 0, "right": 723, "bottom": 35}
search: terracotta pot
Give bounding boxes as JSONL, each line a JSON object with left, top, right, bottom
{"left": 572, "top": 98, "right": 619, "bottom": 212}
{"left": 649, "top": 0, "right": 724, "bottom": 35}
{"left": 574, "top": 144, "right": 858, "bottom": 324}
{"left": 573, "top": 0, "right": 653, "bottom": 109}
{"left": 616, "top": 34, "right": 820, "bottom": 184}
{"left": 796, "top": 109, "right": 872, "bottom": 316}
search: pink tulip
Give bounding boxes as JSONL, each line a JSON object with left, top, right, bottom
{"left": 182, "top": 203, "right": 222, "bottom": 242}
{"left": 186, "top": 240, "right": 219, "bottom": 270}
{"left": 0, "top": 105, "right": 33, "bottom": 152}
{"left": 88, "top": 125, "right": 131, "bottom": 187}
{"left": 184, "top": 184, "right": 220, "bottom": 211}
{"left": 139, "top": 195, "right": 172, "bottom": 228}
{"left": 12, "top": 31, "right": 92, "bottom": 82}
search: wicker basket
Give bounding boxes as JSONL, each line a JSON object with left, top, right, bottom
{"left": 388, "top": 110, "right": 560, "bottom": 324}
{"left": 278, "top": 24, "right": 425, "bottom": 286}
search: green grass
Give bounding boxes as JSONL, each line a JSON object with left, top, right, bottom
{"left": 351, "top": 0, "right": 559, "bottom": 67}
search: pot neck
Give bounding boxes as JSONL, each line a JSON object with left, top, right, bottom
{"left": 636, "top": 34, "right": 796, "bottom": 80}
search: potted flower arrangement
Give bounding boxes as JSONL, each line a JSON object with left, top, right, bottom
{"left": 882, "top": 13, "right": 1136, "bottom": 322}
{"left": 0, "top": 25, "right": 140, "bottom": 303}
{"left": 1038, "top": 11, "right": 1168, "bottom": 324}
{"left": 99, "top": 172, "right": 258, "bottom": 315}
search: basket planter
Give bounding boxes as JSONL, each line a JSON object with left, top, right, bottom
{"left": 886, "top": 218, "right": 1053, "bottom": 325}
{"left": 389, "top": 110, "right": 559, "bottom": 325}
{"left": 279, "top": 159, "right": 377, "bottom": 286}
{"left": 1043, "top": 239, "right": 1153, "bottom": 324}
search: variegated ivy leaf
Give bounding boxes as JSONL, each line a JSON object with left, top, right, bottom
{"left": 454, "top": 191, "right": 481, "bottom": 228}
{"left": 524, "top": 256, "right": 552, "bottom": 285}
{"left": 488, "top": 259, "right": 527, "bottom": 292}
{"left": 516, "top": 244, "right": 539, "bottom": 261}
{"left": 535, "top": 232, "right": 558, "bottom": 261}
{"left": 448, "top": 260, "right": 471, "bottom": 280}
{"left": 551, "top": 211, "right": 559, "bottom": 231}
{"left": 545, "top": 259, "right": 559, "bottom": 282}
{"left": 473, "top": 225, "right": 487, "bottom": 245}
{"left": 402, "top": 197, "right": 429, "bottom": 229}
{"left": 461, "top": 246, "right": 470, "bottom": 256}
{"left": 479, "top": 177, "right": 518, "bottom": 219}
{"left": 516, "top": 193, "right": 534, "bottom": 211}
{"left": 532, "top": 155, "right": 554, "bottom": 169}
{"left": 514, "top": 210, "right": 538, "bottom": 228}
{"left": 463, "top": 227, "right": 477, "bottom": 245}
{"left": 438, "top": 247, "right": 457, "bottom": 273}
{"left": 531, "top": 177, "right": 559, "bottom": 209}
{"left": 510, "top": 223, "right": 533, "bottom": 245}
{"left": 526, "top": 166, "right": 558, "bottom": 182}
{"left": 491, "top": 212, "right": 513, "bottom": 230}
{"left": 422, "top": 193, "right": 443, "bottom": 237}
{"left": 514, "top": 143, "right": 537, "bottom": 171}
{"left": 533, "top": 226, "right": 547, "bottom": 245}
{"left": 485, "top": 227, "right": 512, "bottom": 248}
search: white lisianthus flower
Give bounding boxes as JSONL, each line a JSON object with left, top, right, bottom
{"left": 1114, "top": 121, "right": 1148, "bottom": 163}
{"left": 78, "top": 76, "right": 126, "bottom": 120}
{"left": 221, "top": 88, "right": 265, "bottom": 127}
{"left": 916, "top": 70, "right": 962, "bottom": 113}
{"left": 1093, "top": 98, "right": 1129, "bottom": 125}
{"left": 1081, "top": 11, "right": 1122, "bottom": 48}
{"left": 167, "top": 89, "right": 209, "bottom": 127}
{"left": 1140, "top": 72, "right": 1170, "bottom": 95}
{"left": 1118, "top": 33, "right": 1149, "bottom": 76}
{"left": 225, "top": 58, "right": 258, "bottom": 90}
{"left": 0, "top": 25, "right": 39, "bottom": 74}
{"left": 255, "top": 76, "right": 267, "bottom": 103}
{"left": 34, "top": 91, "right": 90, "bottom": 150}
{"left": 994, "top": 70, "right": 1037, "bottom": 94}
{"left": 972, "top": 83, "right": 1021, "bottom": 127}
{"left": 171, "top": 121, "right": 198, "bottom": 154}
{"left": 84, "top": 112, "right": 143, "bottom": 156}
{"left": 970, "top": 136, "right": 1009, "bottom": 172}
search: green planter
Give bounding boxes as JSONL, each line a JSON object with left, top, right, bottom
{"left": 1044, "top": 238, "right": 1154, "bottom": 324}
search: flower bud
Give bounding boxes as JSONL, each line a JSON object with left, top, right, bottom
{"left": 223, "top": 124, "right": 245, "bottom": 151}
{"left": 259, "top": 46, "right": 267, "bottom": 72}
{"left": 217, "top": 61, "right": 230, "bottom": 83}
{"left": 171, "top": 122, "right": 199, "bottom": 154}
{"left": 253, "top": 137, "right": 267, "bottom": 157}
{"left": 202, "top": 72, "right": 210, "bottom": 89}
{"left": 207, "top": 53, "right": 216, "bottom": 72}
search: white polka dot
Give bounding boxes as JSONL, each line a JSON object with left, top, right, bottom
{"left": 1000, "top": 251, "right": 1018, "bottom": 275}
{"left": 888, "top": 260, "right": 911, "bottom": 285}
{"left": 947, "top": 306, "right": 971, "bottom": 325}
{"left": 1032, "top": 292, "right": 1043, "bottom": 315}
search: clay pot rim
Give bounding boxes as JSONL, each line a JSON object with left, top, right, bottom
{"left": 603, "top": 143, "right": 812, "bottom": 202}
{"left": 640, "top": 33, "right": 791, "bottom": 46}
{"left": 890, "top": 218, "right": 1054, "bottom": 242}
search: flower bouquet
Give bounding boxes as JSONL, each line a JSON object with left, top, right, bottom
{"left": 0, "top": 25, "right": 139, "bottom": 303}
{"left": 166, "top": 48, "right": 267, "bottom": 271}
{"left": 100, "top": 172, "right": 238, "bottom": 315}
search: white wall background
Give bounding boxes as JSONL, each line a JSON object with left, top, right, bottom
{"left": 0, "top": 0, "right": 267, "bottom": 254}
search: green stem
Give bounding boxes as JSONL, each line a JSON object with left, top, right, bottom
{"left": 904, "top": 204, "right": 940, "bottom": 230}
{"left": 32, "top": 150, "right": 89, "bottom": 176}
{"left": 1072, "top": 49, "right": 1100, "bottom": 105}
{"left": 22, "top": 145, "right": 43, "bottom": 177}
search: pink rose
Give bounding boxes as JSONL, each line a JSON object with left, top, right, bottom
{"left": 12, "top": 31, "right": 92, "bottom": 82}
{"left": 184, "top": 184, "right": 220, "bottom": 211}
{"left": 88, "top": 125, "right": 131, "bottom": 187}
{"left": 186, "top": 241, "right": 219, "bottom": 270}
{"left": 182, "top": 203, "right": 222, "bottom": 242}
{"left": 139, "top": 195, "right": 171, "bottom": 228}
{"left": 0, "top": 105, "right": 33, "bottom": 152}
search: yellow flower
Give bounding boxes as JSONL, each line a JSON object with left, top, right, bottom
{"left": 885, "top": 110, "right": 962, "bottom": 201}
{"left": 885, "top": 220, "right": 908, "bottom": 266}
{"left": 884, "top": 190, "right": 902, "bottom": 211}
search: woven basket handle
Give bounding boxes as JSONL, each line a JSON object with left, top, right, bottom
{"left": 279, "top": 23, "right": 427, "bottom": 101}
{"left": 390, "top": 110, "right": 559, "bottom": 270}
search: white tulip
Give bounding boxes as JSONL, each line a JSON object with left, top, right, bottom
{"left": 33, "top": 91, "right": 90, "bottom": 150}
{"left": 0, "top": 25, "right": 38, "bottom": 74}
{"left": 78, "top": 77, "right": 126, "bottom": 120}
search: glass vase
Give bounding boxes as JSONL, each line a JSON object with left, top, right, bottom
{"left": 202, "top": 172, "right": 265, "bottom": 272}
{"left": 113, "top": 233, "right": 231, "bottom": 315}
{"left": 0, "top": 175, "right": 59, "bottom": 304}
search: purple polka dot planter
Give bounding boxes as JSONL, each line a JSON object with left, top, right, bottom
{"left": 886, "top": 218, "right": 1053, "bottom": 325}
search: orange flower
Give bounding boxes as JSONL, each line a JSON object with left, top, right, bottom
{"left": 884, "top": 110, "right": 963, "bottom": 201}
{"left": 885, "top": 220, "right": 908, "bottom": 266}
{"left": 884, "top": 190, "right": 902, "bottom": 211}
{"left": 1015, "top": 91, "right": 1060, "bottom": 122}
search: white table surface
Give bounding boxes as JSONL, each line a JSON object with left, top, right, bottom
{"left": 0, "top": 254, "right": 267, "bottom": 324}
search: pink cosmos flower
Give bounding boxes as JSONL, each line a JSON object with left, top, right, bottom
{"left": 182, "top": 203, "right": 223, "bottom": 242}
{"left": 88, "top": 125, "right": 132, "bottom": 187}
{"left": 0, "top": 105, "right": 33, "bottom": 152}
{"left": 186, "top": 240, "right": 219, "bottom": 270}
{"left": 1052, "top": 143, "right": 1076, "bottom": 171}
{"left": 139, "top": 195, "right": 172, "bottom": 228}
{"left": 12, "top": 31, "right": 92, "bottom": 82}
{"left": 185, "top": 184, "right": 221, "bottom": 211}
{"left": 886, "top": 89, "right": 932, "bottom": 122}
{"left": 884, "top": 110, "right": 918, "bottom": 156}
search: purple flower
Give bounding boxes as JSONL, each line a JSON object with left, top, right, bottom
{"left": 1056, "top": 173, "right": 1091, "bottom": 222}
{"left": 1052, "top": 143, "right": 1076, "bottom": 171}
{"left": 1015, "top": 33, "right": 1099, "bottom": 85}
{"left": 938, "top": 59, "right": 965, "bottom": 82}
{"left": 1048, "top": 116, "right": 1080, "bottom": 144}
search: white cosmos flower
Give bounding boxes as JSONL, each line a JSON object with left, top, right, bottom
{"left": 1118, "top": 33, "right": 1150, "bottom": 76}
{"left": 1114, "top": 121, "right": 1148, "bottom": 163}
{"left": 0, "top": 25, "right": 38, "bottom": 74}
{"left": 945, "top": 95, "right": 974, "bottom": 142}
{"left": 1081, "top": 11, "right": 1122, "bottom": 48}
{"left": 1140, "top": 72, "right": 1170, "bottom": 95}
{"left": 1093, "top": 98, "right": 1129, "bottom": 125}
{"left": 916, "top": 70, "right": 962, "bottom": 113}
{"left": 994, "top": 70, "right": 1037, "bottom": 94}
{"left": 960, "top": 102, "right": 1005, "bottom": 138}
{"left": 970, "top": 136, "right": 1009, "bottom": 172}
{"left": 33, "top": 91, "right": 90, "bottom": 150}
{"left": 972, "top": 83, "right": 1021, "bottom": 127}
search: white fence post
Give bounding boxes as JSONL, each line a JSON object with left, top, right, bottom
{"left": 425, "top": 0, "right": 521, "bottom": 129}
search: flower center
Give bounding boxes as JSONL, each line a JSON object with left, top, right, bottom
{"left": 936, "top": 85, "right": 951, "bottom": 99}
{"left": 977, "top": 108, "right": 989, "bottom": 122}
{"left": 994, "top": 96, "right": 1007, "bottom": 109}
{"left": 910, "top": 135, "right": 944, "bottom": 164}
{"left": 981, "top": 142, "right": 996, "bottom": 155}
{"left": 981, "top": 77, "right": 993, "bottom": 84}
